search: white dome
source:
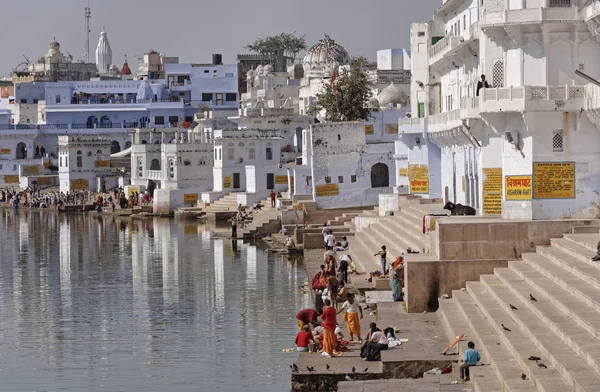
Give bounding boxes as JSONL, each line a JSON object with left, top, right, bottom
{"left": 303, "top": 35, "right": 350, "bottom": 74}
{"left": 378, "top": 83, "right": 408, "bottom": 106}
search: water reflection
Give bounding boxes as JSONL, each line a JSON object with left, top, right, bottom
{"left": 0, "top": 209, "right": 311, "bottom": 391}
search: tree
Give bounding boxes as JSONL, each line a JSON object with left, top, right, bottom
{"left": 312, "top": 58, "right": 377, "bottom": 122}
{"left": 245, "top": 32, "right": 307, "bottom": 70}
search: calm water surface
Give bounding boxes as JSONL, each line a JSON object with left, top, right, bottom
{"left": 0, "top": 210, "right": 309, "bottom": 391}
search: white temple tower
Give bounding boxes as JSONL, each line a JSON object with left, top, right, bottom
{"left": 95, "top": 29, "right": 113, "bottom": 75}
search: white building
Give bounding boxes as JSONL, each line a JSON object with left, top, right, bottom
{"left": 95, "top": 29, "right": 113, "bottom": 75}
{"left": 399, "top": 0, "right": 600, "bottom": 220}
{"left": 57, "top": 135, "right": 113, "bottom": 192}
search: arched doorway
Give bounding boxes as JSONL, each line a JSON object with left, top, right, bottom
{"left": 110, "top": 141, "right": 121, "bottom": 154}
{"left": 370, "top": 163, "right": 389, "bottom": 188}
{"left": 100, "top": 115, "right": 112, "bottom": 128}
{"left": 16, "top": 142, "right": 27, "bottom": 159}
{"left": 86, "top": 115, "right": 99, "bottom": 128}
{"left": 150, "top": 159, "right": 160, "bottom": 170}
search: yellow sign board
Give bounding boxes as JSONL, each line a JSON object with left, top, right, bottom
{"left": 533, "top": 162, "right": 575, "bottom": 199}
{"left": 505, "top": 175, "right": 532, "bottom": 200}
{"left": 482, "top": 168, "right": 502, "bottom": 215}
{"left": 23, "top": 165, "right": 40, "bottom": 175}
{"left": 184, "top": 193, "right": 198, "bottom": 204}
{"left": 315, "top": 183, "right": 339, "bottom": 197}
{"left": 290, "top": 176, "right": 294, "bottom": 193}
{"left": 37, "top": 177, "right": 52, "bottom": 185}
{"left": 70, "top": 179, "right": 89, "bottom": 190}
{"left": 398, "top": 168, "right": 408, "bottom": 177}
{"left": 0, "top": 148, "right": 10, "bottom": 155}
{"left": 408, "top": 164, "right": 429, "bottom": 194}
{"left": 461, "top": 176, "right": 465, "bottom": 192}
{"left": 364, "top": 125, "right": 374, "bottom": 135}
{"left": 4, "top": 175, "right": 19, "bottom": 183}
{"left": 128, "top": 186, "right": 139, "bottom": 196}
{"left": 94, "top": 160, "right": 111, "bottom": 168}
{"left": 275, "top": 175, "right": 288, "bottom": 185}
{"left": 385, "top": 124, "right": 399, "bottom": 134}
{"left": 223, "top": 176, "right": 232, "bottom": 188}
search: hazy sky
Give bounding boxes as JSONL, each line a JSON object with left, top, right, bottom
{"left": 0, "top": 0, "right": 440, "bottom": 75}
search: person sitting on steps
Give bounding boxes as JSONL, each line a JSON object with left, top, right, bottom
{"left": 592, "top": 239, "right": 600, "bottom": 261}
{"left": 460, "top": 341, "right": 481, "bottom": 382}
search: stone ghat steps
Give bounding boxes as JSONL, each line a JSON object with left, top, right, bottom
{"left": 337, "top": 374, "right": 466, "bottom": 392}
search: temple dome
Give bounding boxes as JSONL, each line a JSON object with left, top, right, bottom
{"left": 303, "top": 35, "right": 350, "bottom": 73}
{"left": 378, "top": 83, "right": 408, "bottom": 106}
{"left": 121, "top": 56, "right": 132, "bottom": 75}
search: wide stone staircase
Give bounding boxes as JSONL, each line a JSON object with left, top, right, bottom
{"left": 438, "top": 230, "right": 600, "bottom": 391}
{"left": 203, "top": 192, "right": 241, "bottom": 212}
{"left": 345, "top": 199, "right": 446, "bottom": 275}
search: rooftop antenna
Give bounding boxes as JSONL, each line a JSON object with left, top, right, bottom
{"left": 84, "top": 0, "right": 91, "bottom": 63}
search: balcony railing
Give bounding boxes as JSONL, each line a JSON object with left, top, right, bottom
{"left": 549, "top": 0, "right": 571, "bottom": 7}
{"left": 483, "top": 85, "right": 584, "bottom": 102}
{"left": 0, "top": 123, "right": 180, "bottom": 131}
{"left": 146, "top": 170, "right": 163, "bottom": 180}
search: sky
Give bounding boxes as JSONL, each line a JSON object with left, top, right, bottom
{"left": 0, "top": 0, "right": 441, "bottom": 76}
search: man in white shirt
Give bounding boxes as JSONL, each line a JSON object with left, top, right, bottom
{"left": 360, "top": 329, "right": 389, "bottom": 360}
{"left": 285, "top": 235, "right": 295, "bottom": 249}
{"left": 325, "top": 232, "right": 336, "bottom": 248}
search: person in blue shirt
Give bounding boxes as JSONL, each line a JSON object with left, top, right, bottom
{"left": 460, "top": 341, "right": 481, "bottom": 381}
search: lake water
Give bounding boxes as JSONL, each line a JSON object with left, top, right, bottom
{"left": 0, "top": 210, "right": 309, "bottom": 391}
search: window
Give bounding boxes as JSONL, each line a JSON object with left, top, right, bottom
{"left": 227, "top": 148, "right": 235, "bottom": 161}
{"left": 325, "top": 176, "right": 331, "bottom": 184}
{"left": 351, "top": 175, "right": 357, "bottom": 183}
{"left": 76, "top": 150, "right": 82, "bottom": 168}
{"left": 226, "top": 93, "right": 237, "bottom": 102}
{"left": 20, "top": 99, "right": 27, "bottom": 104}
{"left": 185, "top": 116, "right": 193, "bottom": 122}
{"left": 59, "top": 157, "right": 62, "bottom": 167}
{"left": 155, "top": 116, "right": 165, "bottom": 125}
{"left": 552, "top": 130, "right": 564, "bottom": 152}
{"left": 218, "top": 149, "right": 222, "bottom": 160}
{"left": 418, "top": 31, "right": 425, "bottom": 37}
{"left": 204, "top": 70, "right": 209, "bottom": 74}
{"left": 202, "top": 93, "right": 212, "bottom": 102}
{"left": 33, "top": 99, "right": 39, "bottom": 104}
{"left": 248, "top": 147, "right": 256, "bottom": 160}
{"left": 169, "top": 116, "right": 179, "bottom": 125}
{"left": 457, "top": 20, "right": 460, "bottom": 34}
{"left": 266, "top": 147, "right": 273, "bottom": 160}
{"left": 463, "top": 15, "right": 466, "bottom": 29}
{"left": 216, "top": 93, "right": 224, "bottom": 106}
{"left": 55, "top": 95, "right": 61, "bottom": 104}
{"left": 338, "top": 176, "right": 344, "bottom": 183}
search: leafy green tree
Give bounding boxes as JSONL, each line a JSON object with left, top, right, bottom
{"left": 313, "top": 58, "right": 377, "bottom": 122}
{"left": 245, "top": 32, "right": 307, "bottom": 70}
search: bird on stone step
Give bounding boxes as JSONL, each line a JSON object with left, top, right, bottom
{"left": 528, "top": 356, "right": 541, "bottom": 361}
{"left": 510, "top": 304, "right": 518, "bottom": 310}
{"left": 326, "top": 364, "right": 330, "bottom": 370}
{"left": 536, "top": 360, "right": 547, "bottom": 369}
{"left": 307, "top": 366, "right": 315, "bottom": 372}
{"left": 521, "top": 373, "right": 528, "bottom": 380}
{"left": 292, "top": 363, "right": 299, "bottom": 373}
{"left": 501, "top": 324, "right": 511, "bottom": 332}
{"left": 345, "top": 374, "right": 352, "bottom": 381}
{"left": 529, "top": 294, "right": 537, "bottom": 302}
{"left": 352, "top": 366, "right": 356, "bottom": 374}
{"left": 363, "top": 367, "right": 368, "bottom": 373}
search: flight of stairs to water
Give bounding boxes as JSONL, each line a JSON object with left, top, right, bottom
{"left": 203, "top": 193, "right": 240, "bottom": 212}
{"left": 438, "top": 231, "right": 600, "bottom": 391}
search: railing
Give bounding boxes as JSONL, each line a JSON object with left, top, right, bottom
{"left": 483, "top": 85, "right": 584, "bottom": 102}
{"left": 428, "top": 35, "right": 465, "bottom": 64}
{"left": 69, "top": 98, "right": 184, "bottom": 105}
{"left": 549, "top": 0, "right": 571, "bottom": 7}
{"left": 399, "top": 117, "right": 424, "bottom": 126}
{"left": 146, "top": 170, "right": 163, "bottom": 180}
{"left": 0, "top": 123, "right": 181, "bottom": 131}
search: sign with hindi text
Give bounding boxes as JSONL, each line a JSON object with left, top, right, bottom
{"left": 533, "top": 162, "right": 575, "bottom": 199}
{"left": 0, "top": 148, "right": 10, "bottom": 155}
{"left": 275, "top": 175, "right": 288, "bottom": 185}
{"left": 223, "top": 176, "right": 232, "bottom": 188}
{"left": 70, "top": 179, "right": 89, "bottom": 190}
{"left": 482, "top": 168, "right": 502, "bottom": 215}
{"left": 184, "top": 194, "right": 198, "bottom": 204}
{"left": 315, "top": 184, "right": 339, "bottom": 197}
{"left": 94, "top": 160, "right": 111, "bottom": 168}
{"left": 505, "top": 175, "right": 532, "bottom": 200}
{"left": 408, "top": 164, "right": 429, "bottom": 194}
{"left": 398, "top": 168, "right": 408, "bottom": 177}
{"left": 364, "top": 125, "right": 374, "bottom": 135}
{"left": 4, "top": 175, "right": 18, "bottom": 184}
{"left": 23, "top": 166, "right": 40, "bottom": 175}
{"left": 127, "top": 186, "right": 139, "bottom": 196}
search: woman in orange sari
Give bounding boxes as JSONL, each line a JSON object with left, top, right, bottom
{"left": 337, "top": 293, "right": 363, "bottom": 342}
